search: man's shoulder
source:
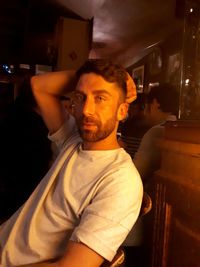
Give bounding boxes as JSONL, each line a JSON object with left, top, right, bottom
{"left": 107, "top": 149, "right": 141, "bottom": 182}
{"left": 98, "top": 152, "right": 142, "bottom": 202}
{"left": 143, "top": 123, "right": 164, "bottom": 139}
{"left": 114, "top": 148, "right": 135, "bottom": 166}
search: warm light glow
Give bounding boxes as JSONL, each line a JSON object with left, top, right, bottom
{"left": 190, "top": 8, "right": 193, "bottom": 13}
{"left": 149, "top": 82, "right": 159, "bottom": 87}
{"left": 185, "top": 79, "right": 190, "bottom": 85}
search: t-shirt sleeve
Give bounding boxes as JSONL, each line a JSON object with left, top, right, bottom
{"left": 70, "top": 166, "right": 143, "bottom": 261}
{"left": 48, "top": 115, "right": 77, "bottom": 151}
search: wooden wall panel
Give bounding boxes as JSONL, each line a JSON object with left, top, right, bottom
{"left": 151, "top": 121, "right": 200, "bottom": 267}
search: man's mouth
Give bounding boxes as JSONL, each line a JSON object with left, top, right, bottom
{"left": 82, "top": 122, "right": 97, "bottom": 129}
{"left": 81, "top": 117, "right": 98, "bottom": 129}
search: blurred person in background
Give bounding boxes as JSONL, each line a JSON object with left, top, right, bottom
{"left": 134, "top": 83, "right": 179, "bottom": 181}
{"left": 124, "top": 83, "right": 179, "bottom": 267}
{"left": 118, "top": 93, "right": 150, "bottom": 159}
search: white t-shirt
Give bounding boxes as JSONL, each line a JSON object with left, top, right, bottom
{"left": 0, "top": 116, "right": 143, "bottom": 267}
{"left": 134, "top": 115, "right": 177, "bottom": 181}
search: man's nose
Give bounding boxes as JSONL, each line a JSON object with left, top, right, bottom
{"left": 82, "top": 97, "right": 95, "bottom": 115}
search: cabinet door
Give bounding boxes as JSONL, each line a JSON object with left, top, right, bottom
{"left": 56, "top": 17, "right": 91, "bottom": 70}
{"left": 166, "top": 181, "right": 200, "bottom": 267}
{"left": 151, "top": 174, "right": 200, "bottom": 267}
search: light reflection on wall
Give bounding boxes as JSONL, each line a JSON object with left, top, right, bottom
{"left": 179, "top": 0, "right": 200, "bottom": 120}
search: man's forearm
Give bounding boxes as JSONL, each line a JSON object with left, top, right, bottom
{"left": 18, "top": 258, "right": 59, "bottom": 267}
{"left": 31, "top": 70, "right": 77, "bottom": 97}
{"left": 30, "top": 70, "right": 77, "bottom": 134}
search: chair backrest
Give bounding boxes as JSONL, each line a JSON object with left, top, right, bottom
{"left": 139, "top": 191, "right": 152, "bottom": 216}
{"left": 101, "top": 192, "right": 152, "bottom": 267}
{"left": 101, "top": 248, "right": 125, "bottom": 267}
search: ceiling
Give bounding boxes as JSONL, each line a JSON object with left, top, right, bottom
{"left": 51, "top": 0, "right": 183, "bottom": 67}
{"left": 0, "top": 0, "right": 183, "bottom": 67}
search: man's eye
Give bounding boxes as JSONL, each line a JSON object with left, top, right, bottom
{"left": 74, "top": 94, "right": 84, "bottom": 103}
{"left": 96, "top": 96, "right": 106, "bottom": 102}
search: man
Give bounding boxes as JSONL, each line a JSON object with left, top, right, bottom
{"left": 0, "top": 59, "right": 143, "bottom": 267}
{"left": 123, "top": 83, "right": 178, "bottom": 267}
{"left": 118, "top": 93, "right": 149, "bottom": 159}
{"left": 133, "top": 83, "right": 179, "bottom": 181}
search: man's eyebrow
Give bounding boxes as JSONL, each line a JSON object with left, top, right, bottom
{"left": 75, "top": 89, "right": 112, "bottom": 97}
{"left": 92, "top": 89, "right": 112, "bottom": 97}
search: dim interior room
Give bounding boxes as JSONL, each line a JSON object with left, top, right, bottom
{"left": 0, "top": 0, "right": 200, "bottom": 267}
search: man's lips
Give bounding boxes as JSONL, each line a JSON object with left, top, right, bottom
{"left": 81, "top": 117, "right": 97, "bottom": 125}
{"left": 79, "top": 116, "right": 99, "bottom": 130}
{"left": 81, "top": 119, "right": 97, "bottom": 129}
{"left": 82, "top": 122, "right": 97, "bottom": 129}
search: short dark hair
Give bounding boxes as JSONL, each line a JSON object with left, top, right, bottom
{"left": 147, "top": 83, "right": 179, "bottom": 115}
{"left": 76, "top": 59, "right": 127, "bottom": 99}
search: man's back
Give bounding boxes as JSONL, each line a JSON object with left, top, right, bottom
{"left": 133, "top": 123, "right": 164, "bottom": 180}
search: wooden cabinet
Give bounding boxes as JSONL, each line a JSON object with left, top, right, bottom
{"left": 151, "top": 121, "right": 200, "bottom": 267}
{"left": 55, "top": 17, "right": 91, "bottom": 70}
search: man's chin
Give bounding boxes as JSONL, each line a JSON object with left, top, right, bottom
{"left": 80, "top": 129, "right": 97, "bottom": 141}
{"left": 82, "top": 135, "right": 98, "bottom": 142}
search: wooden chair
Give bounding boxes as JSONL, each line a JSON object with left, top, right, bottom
{"left": 139, "top": 191, "right": 152, "bottom": 217}
{"left": 101, "top": 192, "right": 152, "bottom": 267}
{"left": 101, "top": 248, "right": 125, "bottom": 267}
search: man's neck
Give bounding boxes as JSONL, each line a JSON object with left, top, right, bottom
{"left": 83, "top": 136, "right": 120, "bottom": 151}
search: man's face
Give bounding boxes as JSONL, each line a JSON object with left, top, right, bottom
{"left": 144, "top": 99, "right": 163, "bottom": 126}
{"left": 73, "top": 73, "right": 125, "bottom": 142}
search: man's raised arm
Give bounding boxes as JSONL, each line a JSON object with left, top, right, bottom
{"left": 31, "top": 70, "right": 76, "bottom": 134}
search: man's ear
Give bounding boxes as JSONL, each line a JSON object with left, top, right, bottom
{"left": 152, "top": 98, "right": 161, "bottom": 110}
{"left": 117, "top": 102, "right": 129, "bottom": 121}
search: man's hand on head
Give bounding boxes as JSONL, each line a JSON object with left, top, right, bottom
{"left": 126, "top": 72, "right": 137, "bottom": 104}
